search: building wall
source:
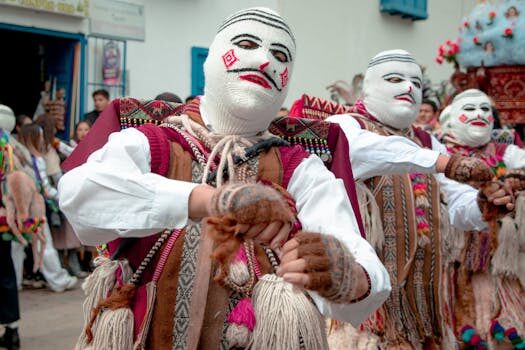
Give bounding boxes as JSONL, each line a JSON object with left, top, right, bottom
{"left": 0, "top": 5, "right": 88, "bottom": 34}
{"left": 126, "top": 0, "right": 278, "bottom": 100}
{"left": 1, "top": 0, "right": 479, "bottom": 107}
{"left": 278, "top": 0, "right": 478, "bottom": 106}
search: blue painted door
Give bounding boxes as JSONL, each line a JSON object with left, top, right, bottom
{"left": 191, "top": 47, "right": 209, "bottom": 96}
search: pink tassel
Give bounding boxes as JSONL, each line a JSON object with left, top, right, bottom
{"left": 228, "top": 298, "right": 256, "bottom": 331}
{"left": 234, "top": 246, "right": 248, "bottom": 263}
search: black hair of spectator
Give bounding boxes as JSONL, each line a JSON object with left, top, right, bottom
{"left": 492, "top": 106, "right": 502, "bottom": 129}
{"left": 421, "top": 99, "right": 438, "bottom": 113}
{"left": 155, "top": 92, "right": 183, "bottom": 103}
{"left": 185, "top": 95, "right": 196, "bottom": 104}
{"left": 92, "top": 89, "right": 110, "bottom": 100}
{"left": 16, "top": 114, "right": 31, "bottom": 127}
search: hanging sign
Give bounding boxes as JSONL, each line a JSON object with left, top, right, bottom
{"left": 89, "top": 0, "right": 145, "bottom": 41}
{"left": 0, "top": 0, "right": 89, "bottom": 17}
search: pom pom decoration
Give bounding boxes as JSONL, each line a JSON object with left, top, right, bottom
{"left": 460, "top": 325, "right": 489, "bottom": 349}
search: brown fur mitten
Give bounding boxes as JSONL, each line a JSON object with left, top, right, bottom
{"left": 477, "top": 181, "right": 514, "bottom": 221}
{"left": 295, "top": 232, "right": 368, "bottom": 304}
{"left": 505, "top": 169, "right": 525, "bottom": 193}
{"left": 445, "top": 154, "right": 493, "bottom": 187}
{"left": 207, "top": 183, "right": 294, "bottom": 283}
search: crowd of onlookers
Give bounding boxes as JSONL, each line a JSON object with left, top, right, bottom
{"left": 0, "top": 85, "right": 200, "bottom": 348}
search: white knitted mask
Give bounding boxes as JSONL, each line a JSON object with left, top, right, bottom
{"left": 363, "top": 50, "right": 422, "bottom": 130}
{"left": 0, "top": 105, "right": 15, "bottom": 133}
{"left": 203, "top": 7, "right": 295, "bottom": 136}
{"left": 445, "top": 89, "right": 494, "bottom": 147}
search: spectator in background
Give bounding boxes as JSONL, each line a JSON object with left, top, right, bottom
{"left": 19, "top": 124, "right": 78, "bottom": 292}
{"left": 71, "top": 121, "right": 91, "bottom": 147}
{"left": 155, "top": 92, "right": 182, "bottom": 103}
{"left": 33, "top": 116, "right": 87, "bottom": 278}
{"left": 185, "top": 95, "right": 196, "bottom": 104}
{"left": 83, "top": 89, "right": 110, "bottom": 126}
{"left": 14, "top": 115, "right": 32, "bottom": 135}
{"left": 278, "top": 107, "right": 289, "bottom": 117}
{"left": 415, "top": 99, "right": 439, "bottom": 132}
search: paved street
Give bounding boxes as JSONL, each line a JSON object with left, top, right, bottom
{"left": 4, "top": 286, "right": 84, "bottom": 349}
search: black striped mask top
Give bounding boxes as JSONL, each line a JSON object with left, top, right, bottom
{"left": 217, "top": 8, "right": 296, "bottom": 46}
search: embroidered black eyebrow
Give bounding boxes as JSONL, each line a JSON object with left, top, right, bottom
{"left": 231, "top": 33, "right": 262, "bottom": 43}
{"left": 411, "top": 76, "right": 422, "bottom": 84}
{"left": 382, "top": 73, "right": 404, "bottom": 79}
{"left": 270, "top": 43, "right": 293, "bottom": 61}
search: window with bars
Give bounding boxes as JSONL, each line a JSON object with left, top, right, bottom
{"left": 86, "top": 37, "right": 127, "bottom": 114}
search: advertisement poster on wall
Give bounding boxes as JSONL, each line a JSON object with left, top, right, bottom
{"left": 102, "top": 41, "right": 121, "bottom": 85}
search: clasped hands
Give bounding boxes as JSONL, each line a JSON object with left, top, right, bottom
{"left": 192, "top": 183, "right": 330, "bottom": 290}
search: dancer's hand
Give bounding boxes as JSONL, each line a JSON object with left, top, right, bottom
{"left": 189, "top": 184, "right": 216, "bottom": 220}
{"left": 505, "top": 169, "right": 525, "bottom": 192}
{"left": 277, "top": 232, "right": 370, "bottom": 303}
{"left": 478, "top": 181, "right": 515, "bottom": 221}
{"left": 237, "top": 222, "right": 291, "bottom": 251}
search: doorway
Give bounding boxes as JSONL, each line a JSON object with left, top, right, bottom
{"left": 0, "top": 25, "right": 86, "bottom": 139}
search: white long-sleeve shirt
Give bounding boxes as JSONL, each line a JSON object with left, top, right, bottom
{"left": 58, "top": 127, "right": 391, "bottom": 326}
{"left": 503, "top": 144, "right": 525, "bottom": 169}
{"left": 327, "top": 114, "right": 486, "bottom": 231}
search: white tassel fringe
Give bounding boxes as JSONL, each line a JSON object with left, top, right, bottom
{"left": 250, "top": 274, "right": 328, "bottom": 350}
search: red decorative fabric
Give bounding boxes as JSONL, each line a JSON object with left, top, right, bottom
{"left": 279, "top": 145, "right": 309, "bottom": 189}
{"left": 61, "top": 99, "right": 122, "bottom": 172}
{"left": 289, "top": 94, "right": 352, "bottom": 120}
{"left": 138, "top": 124, "right": 170, "bottom": 177}
{"left": 327, "top": 123, "right": 366, "bottom": 237}
{"left": 413, "top": 126, "right": 433, "bottom": 149}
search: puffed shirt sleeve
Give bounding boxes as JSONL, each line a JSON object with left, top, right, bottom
{"left": 287, "top": 155, "right": 391, "bottom": 326}
{"left": 504, "top": 144, "right": 525, "bottom": 169}
{"left": 430, "top": 136, "right": 487, "bottom": 231}
{"left": 58, "top": 127, "right": 198, "bottom": 246}
{"left": 327, "top": 114, "right": 441, "bottom": 181}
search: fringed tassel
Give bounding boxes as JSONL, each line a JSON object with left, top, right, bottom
{"left": 75, "top": 257, "right": 132, "bottom": 350}
{"left": 85, "top": 283, "right": 136, "bottom": 350}
{"left": 356, "top": 181, "right": 384, "bottom": 251}
{"left": 133, "top": 282, "right": 156, "bottom": 350}
{"left": 226, "top": 297, "right": 256, "bottom": 348}
{"left": 516, "top": 194, "right": 525, "bottom": 249}
{"left": 515, "top": 194, "right": 525, "bottom": 289}
{"left": 460, "top": 325, "right": 489, "bottom": 349}
{"left": 495, "top": 278, "right": 525, "bottom": 337}
{"left": 250, "top": 274, "right": 328, "bottom": 350}
{"left": 492, "top": 216, "right": 520, "bottom": 278}
{"left": 455, "top": 269, "right": 477, "bottom": 335}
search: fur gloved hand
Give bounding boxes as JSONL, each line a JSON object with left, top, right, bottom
{"left": 444, "top": 154, "right": 493, "bottom": 187}
{"left": 478, "top": 181, "right": 515, "bottom": 221}
{"left": 278, "top": 232, "right": 370, "bottom": 304}
{"left": 207, "top": 183, "right": 294, "bottom": 283}
{"left": 505, "top": 169, "right": 525, "bottom": 193}
{"left": 210, "top": 182, "right": 293, "bottom": 225}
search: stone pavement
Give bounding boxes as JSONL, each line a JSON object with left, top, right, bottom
{"left": 6, "top": 286, "right": 84, "bottom": 349}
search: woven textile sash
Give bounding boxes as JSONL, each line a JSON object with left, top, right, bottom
{"left": 358, "top": 117, "right": 444, "bottom": 347}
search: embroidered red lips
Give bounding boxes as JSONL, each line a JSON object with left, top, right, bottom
{"left": 394, "top": 94, "right": 415, "bottom": 104}
{"left": 239, "top": 74, "right": 272, "bottom": 90}
{"left": 470, "top": 120, "right": 487, "bottom": 127}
